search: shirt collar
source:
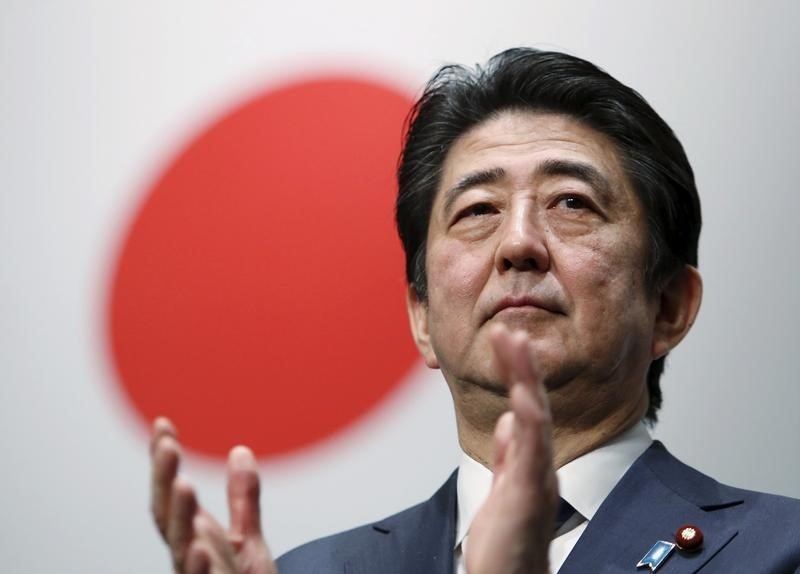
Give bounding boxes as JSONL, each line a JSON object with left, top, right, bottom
{"left": 557, "top": 422, "right": 652, "bottom": 521}
{"left": 455, "top": 447, "right": 493, "bottom": 549}
{"left": 454, "top": 422, "right": 652, "bottom": 549}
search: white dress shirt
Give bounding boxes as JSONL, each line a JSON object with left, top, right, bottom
{"left": 454, "top": 422, "right": 652, "bottom": 573}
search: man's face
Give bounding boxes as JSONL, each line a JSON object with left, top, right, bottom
{"left": 408, "top": 111, "right": 662, "bottom": 418}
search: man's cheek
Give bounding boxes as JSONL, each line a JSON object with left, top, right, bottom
{"left": 558, "top": 248, "right": 613, "bottom": 292}
{"left": 430, "top": 245, "right": 487, "bottom": 300}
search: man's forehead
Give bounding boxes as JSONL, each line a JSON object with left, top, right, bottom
{"left": 438, "top": 110, "right": 628, "bottom": 192}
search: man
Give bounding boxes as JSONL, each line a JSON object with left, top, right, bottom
{"left": 150, "top": 48, "right": 800, "bottom": 573}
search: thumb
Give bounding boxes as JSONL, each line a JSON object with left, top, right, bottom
{"left": 227, "top": 445, "right": 263, "bottom": 544}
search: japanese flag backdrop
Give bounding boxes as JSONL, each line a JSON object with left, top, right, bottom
{"left": 2, "top": 2, "right": 799, "bottom": 572}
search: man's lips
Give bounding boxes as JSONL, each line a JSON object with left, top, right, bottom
{"left": 487, "top": 295, "right": 566, "bottom": 321}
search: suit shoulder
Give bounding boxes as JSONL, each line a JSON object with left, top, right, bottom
{"left": 642, "top": 441, "right": 800, "bottom": 565}
{"left": 277, "top": 471, "right": 458, "bottom": 574}
{"left": 640, "top": 441, "right": 800, "bottom": 502}
{"left": 276, "top": 500, "right": 425, "bottom": 570}
{"left": 643, "top": 441, "right": 800, "bottom": 513}
{"left": 276, "top": 521, "right": 383, "bottom": 574}
{"left": 723, "top": 484, "right": 800, "bottom": 523}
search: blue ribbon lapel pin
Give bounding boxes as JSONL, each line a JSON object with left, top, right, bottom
{"left": 636, "top": 540, "right": 676, "bottom": 572}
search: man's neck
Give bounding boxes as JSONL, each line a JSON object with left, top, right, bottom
{"left": 452, "top": 380, "right": 649, "bottom": 471}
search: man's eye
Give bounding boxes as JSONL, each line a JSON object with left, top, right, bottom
{"left": 458, "top": 203, "right": 496, "bottom": 218}
{"left": 557, "top": 196, "right": 588, "bottom": 210}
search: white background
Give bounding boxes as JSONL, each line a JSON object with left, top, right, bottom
{"left": 2, "top": 1, "right": 799, "bottom": 572}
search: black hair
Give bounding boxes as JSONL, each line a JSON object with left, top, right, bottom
{"left": 395, "top": 47, "right": 701, "bottom": 422}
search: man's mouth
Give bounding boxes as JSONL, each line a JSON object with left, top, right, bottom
{"left": 487, "top": 295, "right": 566, "bottom": 322}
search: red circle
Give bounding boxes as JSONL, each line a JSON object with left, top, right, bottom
{"left": 108, "top": 76, "right": 419, "bottom": 459}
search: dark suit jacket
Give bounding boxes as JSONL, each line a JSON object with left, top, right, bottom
{"left": 277, "top": 442, "right": 800, "bottom": 573}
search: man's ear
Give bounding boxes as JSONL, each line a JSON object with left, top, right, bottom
{"left": 406, "top": 285, "right": 440, "bottom": 369}
{"left": 651, "top": 265, "right": 703, "bottom": 360}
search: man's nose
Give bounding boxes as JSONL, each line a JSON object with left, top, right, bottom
{"left": 494, "top": 204, "right": 550, "bottom": 273}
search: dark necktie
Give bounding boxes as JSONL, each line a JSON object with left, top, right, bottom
{"left": 554, "top": 497, "right": 576, "bottom": 533}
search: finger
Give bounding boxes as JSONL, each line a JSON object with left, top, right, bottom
{"left": 510, "top": 383, "right": 555, "bottom": 493}
{"left": 509, "top": 330, "right": 541, "bottom": 387}
{"left": 185, "top": 542, "right": 211, "bottom": 574}
{"left": 492, "top": 411, "right": 515, "bottom": 477}
{"left": 194, "top": 512, "right": 240, "bottom": 572}
{"left": 520, "top": 336, "right": 550, "bottom": 414}
{"left": 151, "top": 434, "right": 181, "bottom": 538}
{"left": 150, "top": 416, "right": 178, "bottom": 456}
{"left": 507, "top": 335, "right": 551, "bottom": 459}
{"left": 227, "top": 445, "right": 262, "bottom": 546}
{"left": 509, "top": 382, "right": 548, "bottom": 446}
{"left": 167, "top": 476, "right": 199, "bottom": 570}
{"left": 492, "top": 326, "right": 556, "bottom": 488}
{"left": 490, "top": 327, "right": 551, "bottom": 471}
{"left": 488, "top": 323, "right": 515, "bottom": 385}
{"left": 489, "top": 326, "right": 544, "bottom": 395}
{"left": 507, "top": 332, "right": 548, "bottom": 425}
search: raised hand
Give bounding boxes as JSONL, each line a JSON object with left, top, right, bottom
{"left": 465, "top": 325, "right": 559, "bottom": 574}
{"left": 150, "top": 417, "right": 277, "bottom": 574}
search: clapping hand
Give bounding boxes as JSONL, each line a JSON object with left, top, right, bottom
{"left": 150, "top": 418, "right": 277, "bottom": 574}
{"left": 465, "top": 325, "right": 559, "bottom": 574}
{"left": 150, "top": 325, "right": 557, "bottom": 574}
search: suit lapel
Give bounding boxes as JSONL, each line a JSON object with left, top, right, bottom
{"left": 348, "top": 471, "right": 458, "bottom": 574}
{"left": 342, "top": 443, "right": 744, "bottom": 573}
{"left": 559, "top": 442, "right": 742, "bottom": 574}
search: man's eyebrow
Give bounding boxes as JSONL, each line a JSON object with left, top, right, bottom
{"left": 537, "top": 158, "right": 613, "bottom": 202}
{"left": 441, "top": 167, "right": 506, "bottom": 214}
